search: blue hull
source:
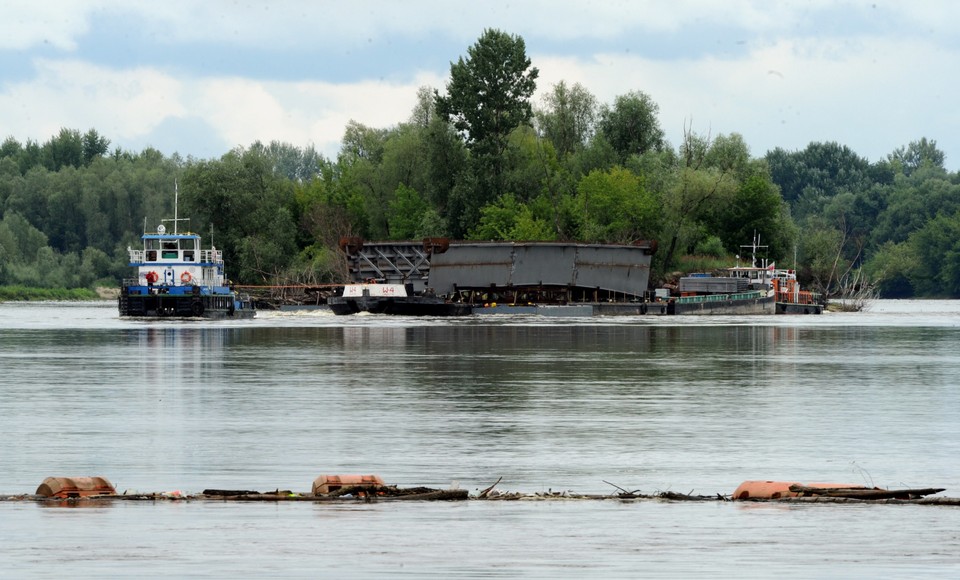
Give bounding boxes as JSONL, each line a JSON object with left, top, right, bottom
{"left": 118, "top": 285, "right": 255, "bottom": 319}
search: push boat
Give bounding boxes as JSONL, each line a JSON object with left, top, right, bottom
{"left": 672, "top": 237, "right": 822, "bottom": 315}
{"left": 118, "top": 218, "right": 254, "bottom": 319}
{"left": 328, "top": 282, "right": 472, "bottom": 316}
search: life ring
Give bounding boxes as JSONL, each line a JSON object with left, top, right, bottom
{"left": 145, "top": 271, "right": 159, "bottom": 285}
{"left": 180, "top": 271, "right": 193, "bottom": 284}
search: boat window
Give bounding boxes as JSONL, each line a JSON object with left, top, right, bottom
{"left": 146, "top": 251, "right": 157, "bottom": 261}
{"left": 183, "top": 251, "right": 194, "bottom": 261}
{"left": 162, "top": 250, "right": 179, "bottom": 259}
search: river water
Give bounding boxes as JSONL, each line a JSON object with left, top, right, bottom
{"left": 1, "top": 301, "right": 959, "bottom": 577}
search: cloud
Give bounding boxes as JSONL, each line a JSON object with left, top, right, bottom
{"left": 2, "top": 1, "right": 959, "bottom": 167}
{"left": 0, "top": 58, "right": 184, "bottom": 143}
{"left": 0, "top": 55, "right": 446, "bottom": 159}
{"left": 534, "top": 31, "right": 960, "bottom": 161}
{"left": 0, "top": 0, "right": 107, "bottom": 50}
{"left": 188, "top": 71, "right": 446, "bottom": 156}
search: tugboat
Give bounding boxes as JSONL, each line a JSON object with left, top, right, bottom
{"left": 118, "top": 194, "right": 255, "bottom": 319}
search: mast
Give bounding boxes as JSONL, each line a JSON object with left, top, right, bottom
{"left": 161, "top": 179, "right": 189, "bottom": 234}
{"left": 174, "top": 180, "right": 179, "bottom": 234}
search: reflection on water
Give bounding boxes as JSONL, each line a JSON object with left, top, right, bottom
{"left": 1, "top": 302, "right": 959, "bottom": 576}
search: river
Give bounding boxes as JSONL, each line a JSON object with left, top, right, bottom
{"left": 1, "top": 301, "right": 958, "bottom": 577}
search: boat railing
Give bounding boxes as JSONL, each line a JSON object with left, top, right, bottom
{"left": 775, "top": 289, "right": 821, "bottom": 305}
{"left": 127, "top": 248, "right": 222, "bottom": 264}
{"left": 675, "top": 290, "right": 765, "bottom": 304}
{"left": 200, "top": 249, "right": 223, "bottom": 264}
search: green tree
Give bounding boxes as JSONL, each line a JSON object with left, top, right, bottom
{"left": 81, "top": 129, "right": 110, "bottom": 165}
{"left": 575, "top": 166, "right": 660, "bottom": 243}
{"left": 388, "top": 184, "right": 430, "bottom": 239}
{"left": 596, "top": 90, "right": 665, "bottom": 163}
{"left": 535, "top": 81, "right": 597, "bottom": 158}
{"left": 471, "top": 193, "right": 554, "bottom": 241}
{"left": 435, "top": 28, "right": 539, "bottom": 211}
{"left": 765, "top": 141, "right": 873, "bottom": 209}
{"left": 906, "top": 211, "right": 960, "bottom": 296}
{"left": 181, "top": 147, "right": 297, "bottom": 283}
{"left": 659, "top": 128, "right": 738, "bottom": 269}
{"left": 888, "top": 137, "right": 946, "bottom": 176}
{"left": 871, "top": 167, "right": 960, "bottom": 246}
{"left": 42, "top": 128, "right": 84, "bottom": 171}
{"left": 864, "top": 241, "right": 916, "bottom": 298}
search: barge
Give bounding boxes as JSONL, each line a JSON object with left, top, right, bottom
{"left": 328, "top": 283, "right": 471, "bottom": 316}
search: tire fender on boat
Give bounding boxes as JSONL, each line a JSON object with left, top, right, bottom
{"left": 191, "top": 300, "right": 204, "bottom": 316}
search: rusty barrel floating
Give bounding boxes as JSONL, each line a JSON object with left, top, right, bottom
{"left": 733, "top": 480, "right": 863, "bottom": 500}
{"left": 312, "top": 474, "right": 384, "bottom": 495}
{"left": 36, "top": 476, "right": 116, "bottom": 499}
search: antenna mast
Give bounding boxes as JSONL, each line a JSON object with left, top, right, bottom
{"left": 174, "top": 179, "right": 178, "bottom": 234}
{"left": 161, "top": 179, "right": 189, "bottom": 234}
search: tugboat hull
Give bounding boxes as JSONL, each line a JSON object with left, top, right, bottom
{"left": 119, "top": 289, "right": 255, "bottom": 319}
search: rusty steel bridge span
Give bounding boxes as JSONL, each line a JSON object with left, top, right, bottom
{"left": 339, "top": 238, "right": 656, "bottom": 303}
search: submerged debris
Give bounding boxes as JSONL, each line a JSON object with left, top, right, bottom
{"left": 1, "top": 475, "right": 954, "bottom": 506}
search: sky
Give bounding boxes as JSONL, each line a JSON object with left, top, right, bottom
{"left": 2, "top": 0, "right": 959, "bottom": 169}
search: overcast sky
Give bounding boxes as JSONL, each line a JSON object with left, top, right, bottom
{"left": 2, "top": 1, "right": 958, "bottom": 169}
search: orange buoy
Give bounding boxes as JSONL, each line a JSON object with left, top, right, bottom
{"left": 312, "top": 474, "right": 385, "bottom": 495}
{"left": 36, "top": 476, "right": 116, "bottom": 499}
{"left": 180, "top": 271, "right": 193, "bottom": 283}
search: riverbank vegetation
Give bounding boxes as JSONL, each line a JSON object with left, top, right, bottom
{"left": 0, "top": 286, "right": 99, "bottom": 302}
{"left": 2, "top": 29, "right": 959, "bottom": 299}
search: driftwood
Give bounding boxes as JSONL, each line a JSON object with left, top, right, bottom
{"left": 788, "top": 485, "right": 945, "bottom": 500}
{"left": 656, "top": 491, "right": 721, "bottom": 502}
{"left": 603, "top": 480, "right": 642, "bottom": 498}
{"left": 219, "top": 486, "right": 469, "bottom": 502}
{"left": 478, "top": 477, "right": 503, "bottom": 499}
{"left": 202, "top": 489, "right": 260, "bottom": 497}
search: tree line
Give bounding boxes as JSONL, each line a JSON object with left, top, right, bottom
{"left": 2, "top": 29, "right": 959, "bottom": 298}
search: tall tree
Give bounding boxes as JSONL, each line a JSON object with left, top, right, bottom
{"left": 535, "top": 81, "right": 597, "bottom": 158}
{"left": 596, "top": 90, "right": 665, "bottom": 163}
{"left": 888, "top": 137, "right": 946, "bottom": 176}
{"left": 765, "top": 141, "right": 872, "bottom": 208}
{"left": 435, "top": 28, "right": 539, "bottom": 219}
{"left": 81, "top": 129, "right": 110, "bottom": 165}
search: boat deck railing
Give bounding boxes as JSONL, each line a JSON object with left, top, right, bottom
{"left": 128, "top": 249, "right": 223, "bottom": 264}
{"left": 775, "top": 289, "right": 822, "bottom": 305}
{"left": 675, "top": 290, "right": 765, "bottom": 304}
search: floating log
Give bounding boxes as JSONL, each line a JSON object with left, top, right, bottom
{"left": 788, "top": 485, "right": 946, "bottom": 500}
{"left": 201, "top": 489, "right": 260, "bottom": 497}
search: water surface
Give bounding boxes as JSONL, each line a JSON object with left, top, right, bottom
{"left": 1, "top": 301, "right": 958, "bottom": 577}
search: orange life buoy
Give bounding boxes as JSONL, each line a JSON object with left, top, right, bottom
{"left": 145, "top": 271, "right": 159, "bottom": 285}
{"left": 180, "top": 271, "right": 193, "bottom": 284}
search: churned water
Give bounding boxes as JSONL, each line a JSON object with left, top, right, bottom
{"left": 1, "top": 301, "right": 959, "bottom": 577}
